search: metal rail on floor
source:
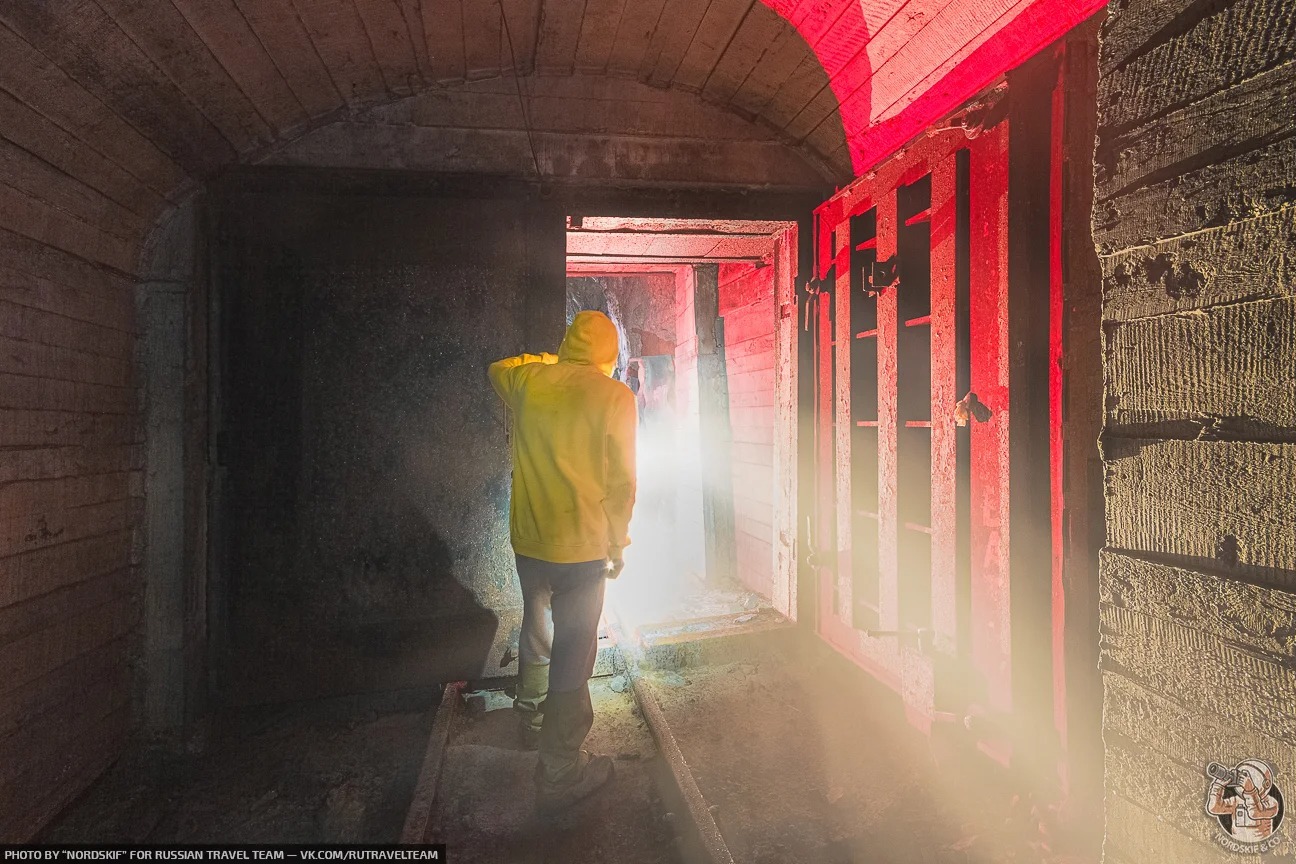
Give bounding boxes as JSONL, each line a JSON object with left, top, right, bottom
{"left": 608, "top": 623, "right": 736, "bottom": 864}
{"left": 400, "top": 681, "right": 462, "bottom": 844}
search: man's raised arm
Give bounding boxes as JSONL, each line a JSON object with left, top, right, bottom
{"left": 488, "top": 352, "right": 558, "bottom": 406}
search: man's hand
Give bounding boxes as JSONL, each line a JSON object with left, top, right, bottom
{"left": 606, "top": 556, "right": 625, "bottom": 580}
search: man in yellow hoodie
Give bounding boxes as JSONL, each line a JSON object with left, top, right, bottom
{"left": 488, "top": 310, "right": 637, "bottom": 815}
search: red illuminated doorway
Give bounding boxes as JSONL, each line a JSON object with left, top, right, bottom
{"left": 564, "top": 219, "right": 801, "bottom": 637}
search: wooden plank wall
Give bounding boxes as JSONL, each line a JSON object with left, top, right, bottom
{"left": 1093, "top": 0, "right": 1296, "bottom": 859}
{"left": 718, "top": 260, "right": 778, "bottom": 599}
{"left": 0, "top": 170, "right": 141, "bottom": 841}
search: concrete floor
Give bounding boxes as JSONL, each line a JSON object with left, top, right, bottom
{"left": 38, "top": 630, "right": 1094, "bottom": 863}
{"left": 636, "top": 633, "right": 1093, "bottom": 864}
{"left": 39, "top": 690, "right": 436, "bottom": 843}
{"left": 429, "top": 677, "right": 682, "bottom": 863}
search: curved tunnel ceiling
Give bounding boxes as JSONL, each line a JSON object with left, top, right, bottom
{"left": 0, "top": 0, "right": 1104, "bottom": 273}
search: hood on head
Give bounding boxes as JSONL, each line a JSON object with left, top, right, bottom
{"left": 559, "top": 310, "right": 620, "bottom": 376}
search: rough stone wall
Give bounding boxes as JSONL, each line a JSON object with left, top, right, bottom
{"left": 213, "top": 190, "right": 564, "bottom": 705}
{"left": 1094, "top": 1, "right": 1296, "bottom": 859}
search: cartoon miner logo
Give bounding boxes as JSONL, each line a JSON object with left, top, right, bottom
{"left": 1205, "top": 760, "right": 1285, "bottom": 854}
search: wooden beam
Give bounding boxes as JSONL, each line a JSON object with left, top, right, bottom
{"left": 1107, "top": 297, "right": 1296, "bottom": 433}
{"left": 1096, "top": 0, "right": 1296, "bottom": 133}
{"left": 1104, "top": 438, "right": 1296, "bottom": 588}
{"left": 1006, "top": 47, "right": 1058, "bottom": 770}
{"left": 694, "top": 263, "right": 738, "bottom": 588}
{"left": 1101, "top": 206, "right": 1296, "bottom": 322}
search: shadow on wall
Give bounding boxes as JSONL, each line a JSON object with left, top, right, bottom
{"left": 216, "top": 193, "right": 556, "bottom": 706}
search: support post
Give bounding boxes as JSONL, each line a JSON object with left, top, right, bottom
{"left": 693, "top": 264, "right": 737, "bottom": 588}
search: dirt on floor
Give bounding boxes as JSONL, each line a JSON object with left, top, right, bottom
{"left": 39, "top": 689, "right": 437, "bottom": 843}
{"left": 641, "top": 636, "right": 1091, "bottom": 864}
{"left": 429, "top": 677, "right": 682, "bottom": 864}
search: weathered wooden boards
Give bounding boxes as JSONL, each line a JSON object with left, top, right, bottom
{"left": 1100, "top": 552, "right": 1296, "bottom": 860}
{"left": 1096, "top": 0, "right": 1296, "bottom": 858}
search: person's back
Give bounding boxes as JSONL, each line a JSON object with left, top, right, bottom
{"left": 487, "top": 310, "right": 637, "bottom": 816}
{"left": 489, "top": 311, "right": 637, "bottom": 565}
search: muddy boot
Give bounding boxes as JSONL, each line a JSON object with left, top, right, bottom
{"left": 513, "top": 661, "right": 549, "bottom": 750}
{"left": 535, "top": 687, "right": 613, "bottom": 815}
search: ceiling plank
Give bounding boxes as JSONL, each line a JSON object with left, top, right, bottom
{"left": 784, "top": 79, "right": 841, "bottom": 140}
{"left": 234, "top": 0, "right": 346, "bottom": 118}
{"left": 639, "top": 0, "right": 712, "bottom": 86}
{"left": 0, "top": 89, "right": 168, "bottom": 220}
{"left": 170, "top": 0, "right": 310, "bottom": 137}
{"left": 700, "top": 2, "right": 785, "bottom": 105}
{"left": 500, "top": 0, "right": 542, "bottom": 74}
{"left": 0, "top": 139, "right": 149, "bottom": 245}
{"left": 605, "top": 0, "right": 669, "bottom": 75}
{"left": 292, "top": 0, "right": 389, "bottom": 105}
{"left": 573, "top": 0, "right": 628, "bottom": 74}
{"left": 394, "top": 0, "right": 436, "bottom": 83}
{"left": 575, "top": 217, "right": 790, "bottom": 232}
{"left": 351, "top": 0, "right": 424, "bottom": 96}
{"left": 674, "top": 0, "right": 756, "bottom": 92}
{"left": 462, "top": 0, "right": 503, "bottom": 79}
{"left": 758, "top": 54, "right": 832, "bottom": 131}
{"left": 728, "top": 25, "right": 813, "bottom": 119}
{"left": 535, "top": 0, "right": 589, "bottom": 75}
{"left": 423, "top": 0, "right": 466, "bottom": 82}
{"left": 0, "top": 26, "right": 187, "bottom": 201}
{"left": 93, "top": 0, "right": 274, "bottom": 152}
{"left": 0, "top": 5, "right": 233, "bottom": 177}
{"left": 0, "top": 180, "right": 137, "bottom": 274}
{"left": 864, "top": 0, "right": 1019, "bottom": 123}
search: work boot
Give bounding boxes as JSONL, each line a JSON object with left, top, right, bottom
{"left": 535, "top": 750, "right": 614, "bottom": 817}
{"left": 535, "top": 686, "right": 613, "bottom": 815}
{"left": 513, "top": 661, "right": 549, "bottom": 749}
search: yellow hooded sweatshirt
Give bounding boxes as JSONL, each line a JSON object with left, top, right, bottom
{"left": 488, "top": 311, "right": 638, "bottom": 564}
